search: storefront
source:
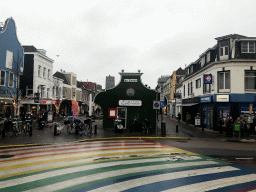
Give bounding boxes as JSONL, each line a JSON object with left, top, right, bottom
{"left": 94, "top": 71, "right": 158, "bottom": 130}
{"left": 181, "top": 97, "right": 200, "bottom": 124}
{"left": 200, "top": 95, "right": 214, "bottom": 129}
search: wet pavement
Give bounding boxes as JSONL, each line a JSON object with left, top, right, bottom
{"left": 0, "top": 115, "right": 255, "bottom": 147}
{"left": 1, "top": 139, "right": 256, "bottom": 191}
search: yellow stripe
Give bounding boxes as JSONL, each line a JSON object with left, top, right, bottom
{"left": 0, "top": 147, "right": 171, "bottom": 164}
{"left": 0, "top": 137, "right": 189, "bottom": 149}
{"left": 1, "top": 153, "right": 199, "bottom": 179}
{"left": 0, "top": 148, "right": 197, "bottom": 172}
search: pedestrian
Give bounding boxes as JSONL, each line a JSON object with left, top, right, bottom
{"left": 219, "top": 117, "right": 224, "bottom": 133}
{"left": 229, "top": 116, "right": 234, "bottom": 137}
{"left": 177, "top": 113, "right": 181, "bottom": 122}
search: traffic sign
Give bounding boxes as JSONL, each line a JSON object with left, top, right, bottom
{"left": 153, "top": 101, "right": 160, "bottom": 109}
{"left": 160, "top": 101, "right": 166, "bottom": 108}
{"left": 160, "top": 94, "right": 164, "bottom": 101}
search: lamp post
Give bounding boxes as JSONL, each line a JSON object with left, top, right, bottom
{"left": 158, "top": 79, "right": 166, "bottom": 136}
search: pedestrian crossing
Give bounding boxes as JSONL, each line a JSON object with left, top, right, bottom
{"left": 0, "top": 139, "right": 255, "bottom": 191}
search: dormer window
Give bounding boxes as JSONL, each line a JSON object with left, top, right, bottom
{"left": 241, "top": 41, "right": 255, "bottom": 53}
{"left": 190, "top": 66, "right": 193, "bottom": 73}
{"left": 220, "top": 46, "right": 228, "bottom": 56}
{"left": 219, "top": 40, "right": 229, "bottom": 60}
{"left": 206, "top": 52, "right": 210, "bottom": 63}
{"left": 201, "top": 57, "right": 205, "bottom": 67}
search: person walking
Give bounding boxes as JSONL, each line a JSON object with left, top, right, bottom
{"left": 177, "top": 113, "right": 181, "bottom": 122}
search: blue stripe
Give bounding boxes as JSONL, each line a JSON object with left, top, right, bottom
{"left": 70, "top": 165, "right": 233, "bottom": 192}
{"left": 123, "top": 166, "right": 255, "bottom": 192}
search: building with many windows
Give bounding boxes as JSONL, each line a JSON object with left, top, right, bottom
{"left": 20, "top": 45, "right": 53, "bottom": 118}
{"left": 178, "top": 34, "right": 256, "bottom": 129}
{"left": 105, "top": 75, "right": 115, "bottom": 90}
{"left": 0, "top": 18, "right": 24, "bottom": 118}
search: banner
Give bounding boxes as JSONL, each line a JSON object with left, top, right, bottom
{"left": 71, "top": 100, "right": 79, "bottom": 120}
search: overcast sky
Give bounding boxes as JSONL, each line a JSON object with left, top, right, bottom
{"left": 1, "top": 0, "right": 256, "bottom": 89}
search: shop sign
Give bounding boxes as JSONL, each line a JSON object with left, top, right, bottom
{"left": 119, "top": 100, "right": 142, "bottom": 106}
{"left": 200, "top": 96, "right": 212, "bottom": 103}
{"left": 216, "top": 95, "right": 229, "bottom": 102}
{"left": 203, "top": 74, "right": 212, "bottom": 84}
{"left": 124, "top": 79, "right": 138, "bottom": 82}
{"left": 240, "top": 110, "right": 256, "bottom": 114}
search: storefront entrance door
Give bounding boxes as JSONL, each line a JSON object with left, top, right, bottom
{"left": 117, "top": 107, "right": 127, "bottom": 129}
{"left": 207, "top": 109, "right": 213, "bottom": 129}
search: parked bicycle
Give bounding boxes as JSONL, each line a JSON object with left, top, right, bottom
{"left": 84, "top": 118, "right": 94, "bottom": 136}
{"left": 64, "top": 116, "right": 75, "bottom": 134}
{"left": 23, "top": 117, "right": 33, "bottom": 136}
{"left": 74, "top": 118, "right": 86, "bottom": 135}
{"left": 2, "top": 118, "right": 22, "bottom": 138}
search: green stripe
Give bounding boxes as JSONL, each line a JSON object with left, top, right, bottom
{"left": 0, "top": 156, "right": 227, "bottom": 192}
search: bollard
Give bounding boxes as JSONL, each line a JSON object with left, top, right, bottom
{"left": 29, "top": 125, "right": 32, "bottom": 137}
{"left": 161, "top": 122, "right": 166, "bottom": 136}
{"left": 176, "top": 124, "right": 178, "bottom": 133}
{"left": 54, "top": 124, "right": 57, "bottom": 136}
{"left": 94, "top": 125, "right": 97, "bottom": 134}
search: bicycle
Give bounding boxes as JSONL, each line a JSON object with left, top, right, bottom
{"left": 23, "top": 119, "right": 32, "bottom": 136}
{"left": 2, "top": 119, "right": 21, "bottom": 137}
{"left": 84, "top": 118, "right": 94, "bottom": 136}
{"left": 74, "top": 119, "right": 87, "bottom": 135}
{"left": 64, "top": 117, "right": 75, "bottom": 134}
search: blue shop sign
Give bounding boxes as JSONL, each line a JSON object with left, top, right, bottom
{"left": 200, "top": 95, "right": 212, "bottom": 103}
{"left": 203, "top": 74, "right": 212, "bottom": 84}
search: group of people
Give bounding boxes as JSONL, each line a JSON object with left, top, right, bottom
{"left": 219, "top": 115, "right": 255, "bottom": 137}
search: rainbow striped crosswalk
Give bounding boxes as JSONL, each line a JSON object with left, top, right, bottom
{"left": 0, "top": 139, "right": 256, "bottom": 192}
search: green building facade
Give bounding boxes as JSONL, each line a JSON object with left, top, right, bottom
{"left": 94, "top": 72, "right": 158, "bottom": 131}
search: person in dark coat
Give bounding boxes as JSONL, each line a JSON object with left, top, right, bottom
{"left": 219, "top": 117, "right": 224, "bottom": 133}
{"left": 177, "top": 113, "right": 181, "bottom": 122}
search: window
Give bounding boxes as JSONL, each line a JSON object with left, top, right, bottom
{"left": 47, "top": 88, "right": 50, "bottom": 98}
{"left": 218, "top": 71, "right": 230, "bottom": 93}
{"left": 220, "top": 46, "right": 229, "bottom": 56}
{"left": 190, "top": 82, "right": 193, "bottom": 95}
{"left": 206, "top": 52, "right": 210, "bottom": 62}
{"left": 38, "top": 65, "right": 41, "bottom": 77}
{"left": 188, "top": 83, "right": 190, "bottom": 96}
{"left": 203, "top": 83, "right": 211, "bottom": 94}
{"left": 245, "top": 71, "right": 256, "bottom": 91}
{"left": 41, "top": 87, "right": 45, "bottom": 98}
{"left": 52, "top": 86, "right": 55, "bottom": 98}
{"left": 183, "top": 85, "right": 185, "bottom": 97}
{"left": 241, "top": 41, "right": 255, "bottom": 53}
{"left": 48, "top": 69, "right": 51, "bottom": 79}
{"left": 9, "top": 73, "right": 14, "bottom": 87}
{"left": 196, "top": 78, "right": 201, "bottom": 88}
{"left": 43, "top": 67, "right": 46, "bottom": 78}
{"left": 6, "top": 50, "right": 13, "bottom": 69}
{"left": 201, "top": 57, "right": 205, "bottom": 67}
{"left": 0, "top": 71, "right": 5, "bottom": 86}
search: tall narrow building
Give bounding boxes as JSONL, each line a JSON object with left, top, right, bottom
{"left": 105, "top": 75, "right": 115, "bottom": 90}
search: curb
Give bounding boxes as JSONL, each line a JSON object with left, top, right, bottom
{"left": 0, "top": 136, "right": 190, "bottom": 149}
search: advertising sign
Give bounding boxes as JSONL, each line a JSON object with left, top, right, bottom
{"left": 203, "top": 74, "right": 212, "bottom": 84}
{"left": 216, "top": 95, "right": 229, "bottom": 102}
{"left": 71, "top": 99, "right": 79, "bottom": 120}
{"left": 119, "top": 100, "right": 142, "bottom": 106}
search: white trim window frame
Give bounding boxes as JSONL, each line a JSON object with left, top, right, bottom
{"left": 8, "top": 72, "right": 14, "bottom": 88}
{"left": 220, "top": 46, "right": 229, "bottom": 56}
{"left": 241, "top": 41, "right": 255, "bottom": 53}
{"left": 245, "top": 70, "right": 256, "bottom": 91}
{"left": 43, "top": 67, "right": 46, "bottom": 78}
{"left": 0, "top": 70, "right": 6, "bottom": 86}
{"left": 38, "top": 65, "right": 41, "bottom": 77}
{"left": 196, "top": 78, "right": 201, "bottom": 89}
{"left": 218, "top": 71, "right": 230, "bottom": 93}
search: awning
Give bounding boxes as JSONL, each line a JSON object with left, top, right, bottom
{"left": 181, "top": 103, "right": 199, "bottom": 106}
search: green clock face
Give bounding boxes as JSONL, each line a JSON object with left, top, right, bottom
{"left": 126, "top": 88, "right": 135, "bottom": 97}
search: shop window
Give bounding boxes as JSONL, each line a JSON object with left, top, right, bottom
{"left": 196, "top": 78, "right": 201, "bottom": 88}
{"left": 9, "top": 72, "right": 14, "bottom": 88}
{"left": 241, "top": 41, "right": 255, "bottom": 53}
{"left": 245, "top": 70, "right": 256, "bottom": 91}
{"left": 0, "top": 71, "right": 6, "bottom": 86}
{"left": 218, "top": 71, "right": 230, "bottom": 93}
